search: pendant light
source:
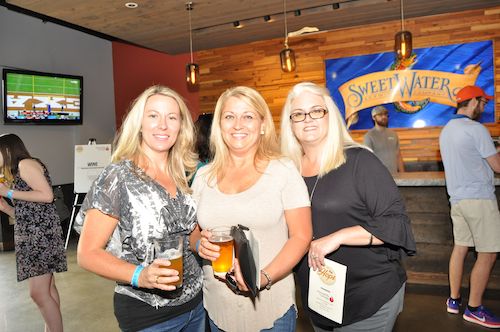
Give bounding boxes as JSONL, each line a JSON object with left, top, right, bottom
{"left": 186, "top": 2, "right": 199, "bottom": 86}
{"left": 279, "top": 0, "right": 296, "bottom": 72}
{"left": 394, "top": 0, "right": 412, "bottom": 60}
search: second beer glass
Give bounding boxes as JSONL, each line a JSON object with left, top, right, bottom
{"left": 209, "top": 226, "right": 234, "bottom": 276}
{"left": 154, "top": 236, "right": 183, "bottom": 287}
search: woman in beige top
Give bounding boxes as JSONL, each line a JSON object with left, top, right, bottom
{"left": 190, "top": 86, "right": 312, "bottom": 331}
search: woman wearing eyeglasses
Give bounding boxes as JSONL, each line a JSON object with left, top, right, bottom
{"left": 191, "top": 86, "right": 312, "bottom": 331}
{"left": 280, "top": 82, "right": 416, "bottom": 332}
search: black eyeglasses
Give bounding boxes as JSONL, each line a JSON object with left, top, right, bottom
{"left": 290, "top": 108, "right": 328, "bottom": 123}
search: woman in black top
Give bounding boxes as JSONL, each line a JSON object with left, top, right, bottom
{"left": 280, "top": 82, "right": 416, "bottom": 331}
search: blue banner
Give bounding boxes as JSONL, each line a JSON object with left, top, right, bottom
{"left": 325, "top": 40, "right": 494, "bottom": 129}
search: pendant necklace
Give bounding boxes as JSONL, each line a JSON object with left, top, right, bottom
{"left": 309, "top": 176, "right": 320, "bottom": 201}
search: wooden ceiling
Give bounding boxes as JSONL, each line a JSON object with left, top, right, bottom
{"left": 3, "top": 0, "right": 500, "bottom": 55}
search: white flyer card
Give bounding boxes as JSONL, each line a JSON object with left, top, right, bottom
{"left": 308, "top": 258, "right": 347, "bottom": 324}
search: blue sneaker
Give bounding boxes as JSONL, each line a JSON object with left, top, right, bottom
{"left": 446, "top": 297, "right": 461, "bottom": 314}
{"left": 463, "top": 305, "right": 500, "bottom": 329}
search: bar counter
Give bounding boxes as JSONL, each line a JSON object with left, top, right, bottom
{"left": 394, "top": 171, "right": 500, "bottom": 289}
{"left": 394, "top": 171, "right": 500, "bottom": 186}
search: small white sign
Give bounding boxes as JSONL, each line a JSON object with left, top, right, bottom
{"left": 74, "top": 144, "right": 112, "bottom": 193}
{"left": 308, "top": 258, "right": 347, "bottom": 324}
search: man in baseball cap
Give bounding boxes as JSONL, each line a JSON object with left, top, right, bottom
{"left": 456, "top": 85, "right": 493, "bottom": 103}
{"left": 454, "top": 85, "right": 494, "bottom": 121}
{"left": 364, "top": 105, "right": 405, "bottom": 174}
{"left": 440, "top": 85, "right": 500, "bottom": 328}
{"left": 371, "top": 105, "right": 388, "bottom": 117}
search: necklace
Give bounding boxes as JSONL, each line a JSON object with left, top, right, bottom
{"left": 309, "top": 176, "right": 320, "bottom": 201}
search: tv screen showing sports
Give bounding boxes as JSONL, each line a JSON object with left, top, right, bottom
{"left": 2, "top": 68, "right": 83, "bottom": 125}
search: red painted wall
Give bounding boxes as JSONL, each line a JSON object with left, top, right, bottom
{"left": 112, "top": 42, "right": 200, "bottom": 128}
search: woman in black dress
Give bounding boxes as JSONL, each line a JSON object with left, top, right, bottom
{"left": 0, "top": 133, "right": 67, "bottom": 332}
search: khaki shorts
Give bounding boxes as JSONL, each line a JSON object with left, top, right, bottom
{"left": 450, "top": 199, "right": 500, "bottom": 252}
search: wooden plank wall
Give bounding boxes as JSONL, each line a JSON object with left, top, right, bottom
{"left": 197, "top": 7, "right": 500, "bottom": 163}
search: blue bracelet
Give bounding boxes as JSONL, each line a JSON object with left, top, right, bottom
{"left": 6, "top": 190, "right": 13, "bottom": 200}
{"left": 195, "top": 239, "right": 201, "bottom": 253}
{"left": 131, "top": 265, "right": 144, "bottom": 288}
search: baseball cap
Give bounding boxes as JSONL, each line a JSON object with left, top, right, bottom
{"left": 371, "top": 105, "right": 388, "bottom": 117}
{"left": 456, "top": 85, "right": 493, "bottom": 103}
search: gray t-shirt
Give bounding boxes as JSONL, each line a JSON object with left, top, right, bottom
{"left": 192, "top": 158, "right": 310, "bottom": 331}
{"left": 439, "top": 116, "right": 497, "bottom": 204}
{"left": 364, "top": 127, "right": 400, "bottom": 174}
{"left": 74, "top": 160, "right": 203, "bottom": 308}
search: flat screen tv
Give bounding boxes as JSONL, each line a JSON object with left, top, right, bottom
{"left": 2, "top": 68, "right": 83, "bottom": 125}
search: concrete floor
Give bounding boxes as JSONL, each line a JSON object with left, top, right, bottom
{"left": 1, "top": 240, "right": 499, "bottom": 332}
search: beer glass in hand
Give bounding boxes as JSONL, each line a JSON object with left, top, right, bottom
{"left": 154, "top": 236, "right": 183, "bottom": 287}
{"left": 209, "top": 226, "right": 234, "bottom": 276}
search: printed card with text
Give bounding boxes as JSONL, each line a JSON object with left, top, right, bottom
{"left": 308, "top": 258, "right": 347, "bottom": 324}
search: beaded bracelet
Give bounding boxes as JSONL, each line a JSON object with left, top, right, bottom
{"left": 6, "top": 190, "right": 14, "bottom": 200}
{"left": 261, "top": 269, "right": 272, "bottom": 290}
{"left": 131, "top": 265, "right": 144, "bottom": 288}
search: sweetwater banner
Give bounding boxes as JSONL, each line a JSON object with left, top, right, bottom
{"left": 325, "top": 40, "right": 494, "bottom": 129}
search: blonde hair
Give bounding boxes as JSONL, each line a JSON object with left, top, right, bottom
{"left": 206, "top": 86, "right": 279, "bottom": 182}
{"left": 280, "top": 82, "right": 363, "bottom": 177}
{"left": 112, "top": 85, "right": 197, "bottom": 193}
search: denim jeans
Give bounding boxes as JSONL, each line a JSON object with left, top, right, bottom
{"left": 209, "top": 305, "right": 296, "bottom": 332}
{"left": 139, "top": 301, "right": 206, "bottom": 332}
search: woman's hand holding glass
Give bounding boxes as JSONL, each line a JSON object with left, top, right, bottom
{"left": 197, "top": 229, "right": 221, "bottom": 262}
{"left": 197, "top": 228, "right": 248, "bottom": 294}
{"left": 137, "top": 259, "right": 180, "bottom": 291}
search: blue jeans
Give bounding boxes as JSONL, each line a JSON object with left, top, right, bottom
{"left": 209, "top": 305, "right": 296, "bottom": 332}
{"left": 139, "top": 301, "right": 206, "bottom": 332}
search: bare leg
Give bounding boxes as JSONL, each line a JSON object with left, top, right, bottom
{"left": 29, "top": 273, "right": 63, "bottom": 332}
{"left": 46, "top": 275, "right": 61, "bottom": 332}
{"left": 468, "top": 252, "right": 497, "bottom": 307}
{"left": 449, "top": 245, "right": 469, "bottom": 299}
{"left": 50, "top": 275, "right": 61, "bottom": 307}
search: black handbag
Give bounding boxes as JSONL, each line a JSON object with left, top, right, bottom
{"left": 230, "top": 224, "right": 259, "bottom": 297}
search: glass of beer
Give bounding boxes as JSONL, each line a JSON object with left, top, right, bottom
{"left": 154, "top": 236, "right": 183, "bottom": 287}
{"left": 209, "top": 226, "right": 234, "bottom": 276}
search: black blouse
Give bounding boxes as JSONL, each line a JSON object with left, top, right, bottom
{"left": 296, "top": 147, "right": 416, "bottom": 328}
